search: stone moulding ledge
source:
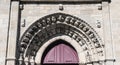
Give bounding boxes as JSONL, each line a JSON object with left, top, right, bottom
{"left": 20, "top": 0, "right": 101, "bottom": 1}
{"left": 11, "top": 0, "right": 111, "bottom": 3}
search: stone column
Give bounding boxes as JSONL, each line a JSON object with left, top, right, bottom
{"left": 93, "top": 63, "right": 99, "bottom": 65}
{"left": 19, "top": 54, "right": 24, "bottom": 65}
{"left": 6, "top": 1, "right": 19, "bottom": 65}
{"left": 102, "top": 2, "right": 115, "bottom": 65}
{"left": 0, "top": 0, "right": 10, "bottom": 65}
{"left": 24, "top": 57, "right": 29, "bottom": 65}
{"left": 30, "top": 56, "right": 35, "bottom": 65}
{"left": 86, "top": 64, "right": 93, "bottom": 65}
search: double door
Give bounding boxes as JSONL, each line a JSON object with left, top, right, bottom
{"left": 43, "top": 44, "right": 79, "bottom": 65}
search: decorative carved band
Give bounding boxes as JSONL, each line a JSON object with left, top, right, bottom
{"left": 19, "top": 13, "right": 104, "bottom": 62}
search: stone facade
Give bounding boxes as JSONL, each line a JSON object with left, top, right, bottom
{"left": 0, "top": 0, "right": 120, "bottom": 65}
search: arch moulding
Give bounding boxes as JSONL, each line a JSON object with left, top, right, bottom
{"left": 19, "top": 13, "right": 104, "bottom": 64}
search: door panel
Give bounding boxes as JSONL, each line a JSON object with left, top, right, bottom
{"left": 43, "top": 44, "right": 79, "bottom": 64}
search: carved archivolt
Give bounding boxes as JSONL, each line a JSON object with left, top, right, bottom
{"left": 20, "top": 13, "right": 104, "bottom": 62}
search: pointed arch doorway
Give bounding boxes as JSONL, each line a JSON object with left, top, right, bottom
{"left": 41, "top": 40, "right": 79, "bottom": 65}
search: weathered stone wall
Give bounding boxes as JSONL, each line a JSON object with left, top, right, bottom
{"left": 20, "top": 3, "right": 104, "bottom": 40}
{"left": 0, "top": 0, "right": 120, "bottom": 65}
{"left": 0, "top": 0, "right": 10, "bottom": 65}
{"left": 110, "top": 0, "right": 120, "bottom": 65}
{"left": 20, "top": 3, "right": 104, "bottom": 63}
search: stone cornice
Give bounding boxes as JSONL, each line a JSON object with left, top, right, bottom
{"left": 12, "top": 0, "right": 111, "bottom": 3}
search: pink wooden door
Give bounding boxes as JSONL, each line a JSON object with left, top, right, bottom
{"left": 43, "top": 44, "right": 79, "bottom": 64}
